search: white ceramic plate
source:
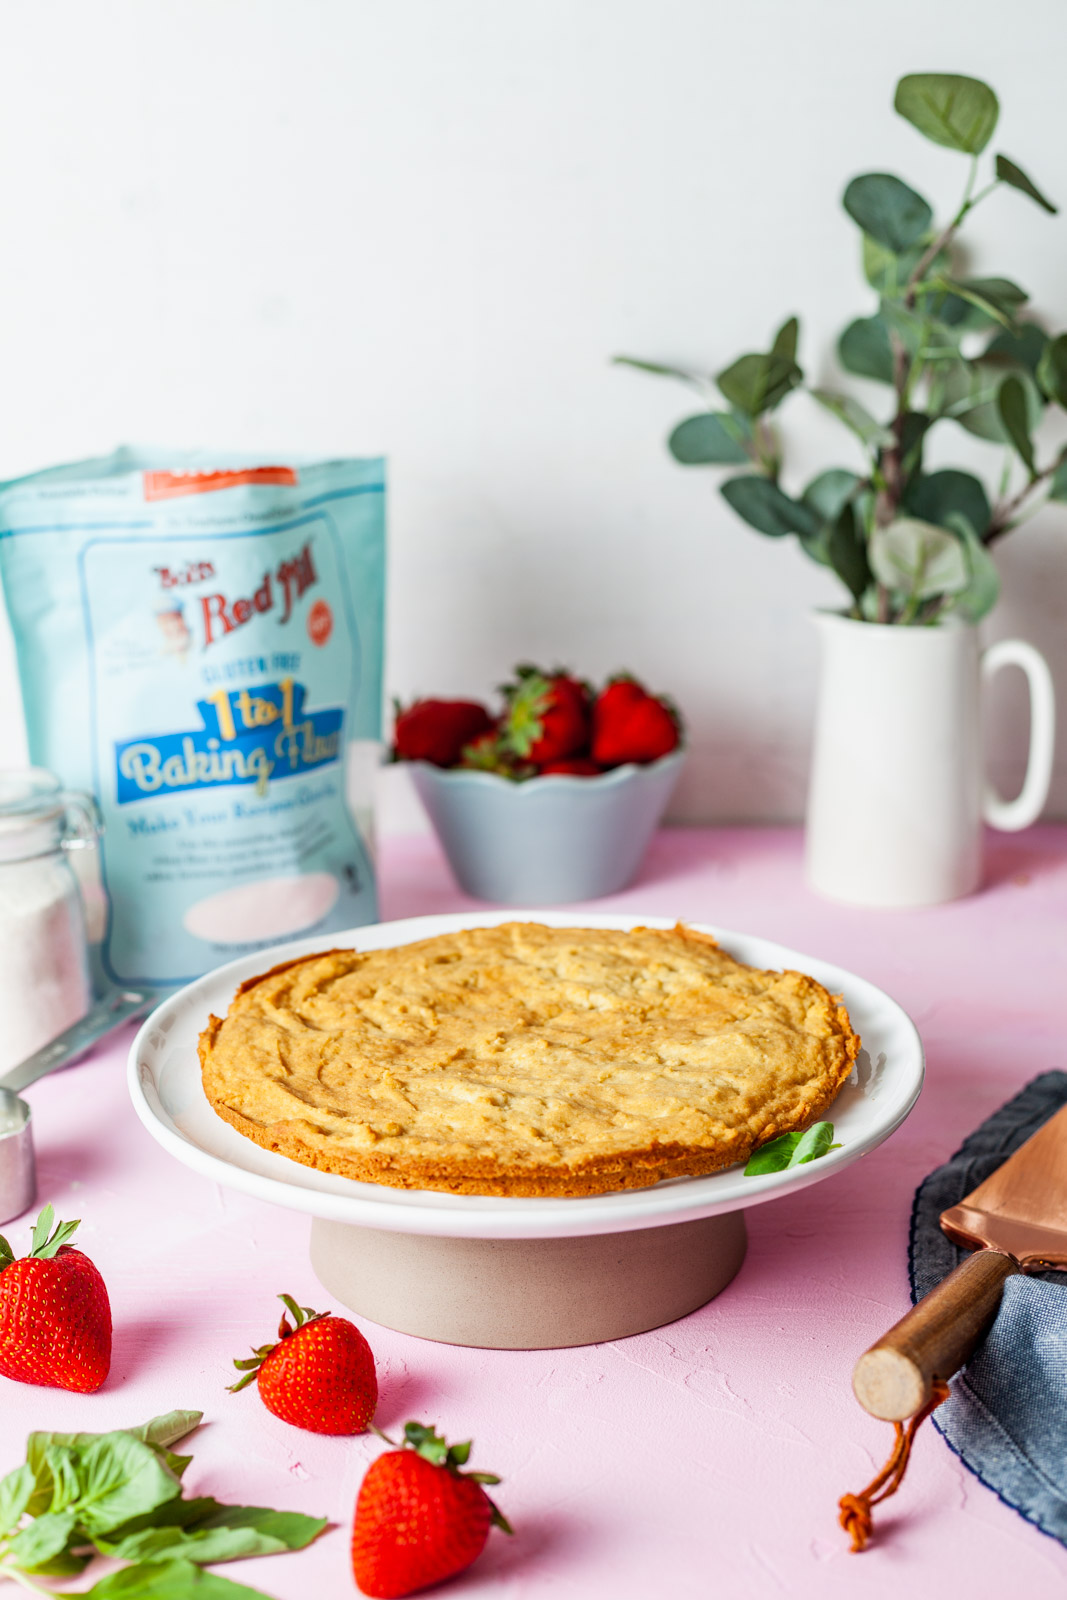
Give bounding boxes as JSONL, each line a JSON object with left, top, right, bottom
{"left": 128, "top": 911, "right": 923, "bottom": 1239}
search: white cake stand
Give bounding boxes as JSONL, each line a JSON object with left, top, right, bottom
{"left": 128, "top": 912, "right": 923, "bottom": 1348}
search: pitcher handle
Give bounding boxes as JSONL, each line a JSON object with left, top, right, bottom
{"left": 981, "top": 640, "right": 1056, "bottom": 832}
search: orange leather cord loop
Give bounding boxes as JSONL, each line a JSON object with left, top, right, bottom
{"left": 839, "top": 1378, "right": 951, "bottom": 1553}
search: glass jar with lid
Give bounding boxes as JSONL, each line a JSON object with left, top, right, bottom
{"left": 0, "top": 769, "right": 100, "bottom": 1077}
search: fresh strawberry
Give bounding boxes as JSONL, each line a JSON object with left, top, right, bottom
{"left": 537, "top": 756, "right": 603, "bottom": 776}
{"left": 499, "top": 665, "right": 590, "bottom": 764}
{"left": 0, "top": 1204, "right": 111, "bottom": 1393}
{"left": 352, "top": 1422, "right": 511, "bottom": 1599}
{"left": 591, "top": 676, "right": 682, "bottom": 766}
{"left": 229, "top": 1293, "right": 377, "bottom": 1435}
{"left": 393, "top": 699, "right": 494, "bottom": 768}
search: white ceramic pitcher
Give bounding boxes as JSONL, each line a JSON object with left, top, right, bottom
{"left": 806, "top": 613, "right": 1056, "bottom": 908}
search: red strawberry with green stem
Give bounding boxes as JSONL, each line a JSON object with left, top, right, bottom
{"left": 229, "top": 1293, "right": 377, "bottom": 1435}
{"left": 591, "top": 676, "right": 682, "bottom": 766}
{"left": 393, "top": 699, "right": 495, "bottom": 768}
{"left": 352, "top": 1422, "right": 512, "bottom": 1599}
{"left": 499, "top": 664, "right": 591, "bottom": 765}
{"left": 0, "top": 1203, "right": 111, "bottom": 1393}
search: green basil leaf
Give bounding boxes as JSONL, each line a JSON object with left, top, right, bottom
{"left": 894, "top": 73, "right": 999, "bottom": 154}
{"left": 44, "top": 1445, "right": 83, "bottom": 1513}
{"left": 0, "top": 1462, "right": 35, "bottom": 1536}
{"left": 720, "top": 476, "right": 819, "bottom": 538}
{"left": 668, "top": 412, "right": 750, "bottom": 465}
{"left": 127, "top": 1415, "right": 204, "bottom": 1454}
{"left": 70, "top": 1557, "right": 277, "bottom": 1599}
{"left": 843, "top": 173, "right": 932, "bottom": 253}
{"left": 72, "top": 1435, "right": 182, "bottom": 1537}
{"left": 99, "top": 1525, "right": 288, "bottom": 1565}
{"left": 716, "top": 351, "right": 801, "bottom": 416}
{"left": 810, "top": 388, "right": 894, "bottom": 449}
{"left": 997, "top": 376, "right": 1036, "bottom": 473}
{"left": 838, "top": 315, "right": 895, "bottom": 384}
{"left": 192, "top": 1504, "right": 327, "bottom": 1551}
{"left": 100, "top": 1505, "right": 326, "bottom": 1564}
{"left": 905, "top": 470, "right": 991, "bottom": 538}
{"left": 869, "top": 518, "right": 970, "bottom": 600}
{"left": 745, "top": 1123, "right": 840, "bottom": 1176}
{"left": 995, "top": 154, "right": 1058, "bottom": 215}
{"left": 1036, "top": 333, "right": 1067, "bottom": 407}
{"left": 7, "top": 1509, "right": 78, "bottom": 1572}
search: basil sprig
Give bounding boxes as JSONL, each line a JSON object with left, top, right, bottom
{"left": 743, "top": 1121, "right": 841, "bottom": 1176}
{"left": 0, "top": 1411, "right": 326, "bottom": 1598}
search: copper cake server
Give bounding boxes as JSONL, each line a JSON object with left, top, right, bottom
{"left": 852, "top": 1102, "right": 1067, "bottom": 1421}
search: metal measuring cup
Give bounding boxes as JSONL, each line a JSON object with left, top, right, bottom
{"left": 0, "top": 988, "right": 153, "bottom": 1226}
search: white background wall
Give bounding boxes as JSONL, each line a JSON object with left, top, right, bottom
{"left": 0, "top": 0, "right": 1065, "bottom": 828}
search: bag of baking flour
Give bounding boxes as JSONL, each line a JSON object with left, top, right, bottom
{"left": 0, "top": 450, "right": 385, "bottom": 988}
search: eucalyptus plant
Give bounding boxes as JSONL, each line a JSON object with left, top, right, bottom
{"left": 618, "top": 73, "right": 1067, "bottom": 624}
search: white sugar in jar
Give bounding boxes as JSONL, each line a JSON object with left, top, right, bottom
{"left": 0, "top": 770, "right": 98, "bottom": 1076}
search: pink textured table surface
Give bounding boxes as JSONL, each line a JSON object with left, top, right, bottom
{"left": 4, "top": 825, "right": 1067, "bottom": 1600}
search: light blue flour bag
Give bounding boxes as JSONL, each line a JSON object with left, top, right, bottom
{"left": 0, "top": 450, "right": 385, "bottom": 988}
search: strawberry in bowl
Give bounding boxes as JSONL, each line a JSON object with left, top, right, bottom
{"left": 392, "top": 664, "right": 685, "bottom": 904}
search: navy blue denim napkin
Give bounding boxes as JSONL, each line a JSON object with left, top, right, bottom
{"left": 909, "top": 1070, "right": 1067, "bottom": 1546}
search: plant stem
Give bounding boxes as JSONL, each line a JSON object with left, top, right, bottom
{"left": 0, "top": 1563, "right": 54, "bottom": 1596}
{"left": 985, "top": 460, "right": 1056, "bottom": 543}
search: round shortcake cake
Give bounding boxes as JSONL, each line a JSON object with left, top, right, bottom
{"left": 199, "top": 922, "right": 860, "bottom": 1198}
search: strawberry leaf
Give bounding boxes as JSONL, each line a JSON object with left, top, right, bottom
{"left": 0, "top": 1233, "right": 14, "bottom": 1272}
{"left": 403, "top": 1422, "right": 450, "bottom": 1466}
{"left": 26, "top": 1204, "right": 81, "bottom": 1261}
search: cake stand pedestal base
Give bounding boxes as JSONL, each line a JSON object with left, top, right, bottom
{"left": 309, "top": 1210, "right": 747, "bottom": 1349}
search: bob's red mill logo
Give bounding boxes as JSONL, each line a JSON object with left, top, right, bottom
{"left": 154, "top": 540, "right": 319, "bottom": 648}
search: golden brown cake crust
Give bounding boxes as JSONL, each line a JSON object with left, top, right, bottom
{"left": 198, "top": 923, "right": 860, "bottom": 1198}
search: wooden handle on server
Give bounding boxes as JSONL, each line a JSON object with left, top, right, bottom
{"left": 852, "top": 1250, "right": 1016, "bottom": 1421}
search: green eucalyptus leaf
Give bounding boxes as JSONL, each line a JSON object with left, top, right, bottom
{"left": 995, "top": 154, "right": 1058, "bottom": 215}
{"left": 827, "top": 506, "right": 873, "bottom": 602}
{"left": 72, "top": 1434, "right": 182, "bottom": 1537}
{"left": 1036, "top": 333, "right": 1067, "bottom": 407}
{"left": 744, "top": 1122, "right": 839, "bottom": 1176}
{"left": 933, "top": 276, "right": 1027, "bottom": 331}
{"left": 843, "top": 172, "right": 933, "bottom": 252}
{"left": 612, "top": 355, "right": 700, "bottom": 384}
{"left": 73, "top": 1557, "right": 277, "bottom": 1599}
{"left": 7, "top": 1509, "right": 78, "bottom": 1572}
{"left": 838, "top": 315, "right": 894, "bottom": 383}
{"left": 720, "top": 476, "right": 818, "bottom": 538}
{"left": 984, "top": 322, "right": 1048, "bottom": 376}
{"left": 898, "top": 411, "right": 930, "bottom": 478}
{"left": 716, "top": 350, "right": 801, "bottom": 416}
{"left": 894, "top": 73, "right": 999, "bottom": 154}
{"left": 942, "top": 359, "right": 1043, "bottom": 441}
{"left": 1048, "top": 451, "right": 1067, "bottom": 502}
{"left": 810, "top": 388, "right": 894, "bottom": 449}
{"left": 945, "top": 513, "right": 1001, "bottom": 623}
{"left": 862, "top": 234, "right": 948, "bottom": 296}
{"left": 905, "top": 470, "right": 991, "bottom": 538}
{"left": 771, "top": 315, "right": 799, "bottom": 362}
{"left": 997, "top": 375, "right": 1036, "bottom": 473}
{"left": 878, "top": 300, "right": 957, "bottom": 361}
{"left": 801, "top": 469, "right": 862, "bottom": 524}
{"left": 869, "top": 518, "right": 970, "bottom": 600}
{"left": 668, "top": 412, "right": 750, "bottom": 465}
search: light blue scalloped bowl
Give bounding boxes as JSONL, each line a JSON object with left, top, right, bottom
{"left": 408, "top": 749, "right": 685, "bottom": 904}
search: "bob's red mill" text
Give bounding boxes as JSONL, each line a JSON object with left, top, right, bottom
{"left": 198, "top": 541, "right": 318, "bottom": 647}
